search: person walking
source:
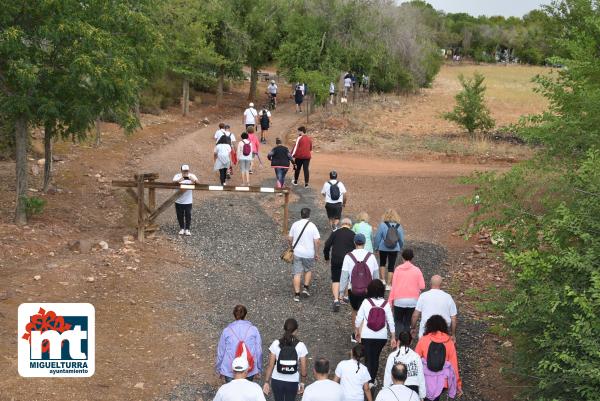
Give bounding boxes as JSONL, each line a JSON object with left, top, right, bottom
{"left": 267, "top": 138, "right": 294, "bottom": 189}
{"left": 172, "top": 164, "right": 199, "bottom": 236}
{"left": 410, "top": 275, "right": 457, "bottom": 340}
{"left": 388, "top": 249, "right": 425, "bottom": 334}
{"left": 343, "top": 74, "right": 352, "bottom": 98}
{"left": 243, "top": 102, "right": 258, "bottom": 130}
{"left": 267, "top": 80, "right": 278, "bottom": 108}
{"left": 414, "top": 315, "right": 461, "bottom": 400}
{"left": 214, "top": 135, "right": 232, "bottom": 186}
{"left": 258, "top": 107, "right": 272, "bottom": 144}
{"left": 374, "top": 209, "right": 405, "bottom": 290}
{"left": 263, "top": 318, "right": 309, "bottom": 401}
{"left": 213, "top": 357, "right": 266, "bottom": 401}
{"left": 215, "top": 305, "right": 263, "bottom": 383}
{"left": 291, "top": 126, "right": 312, "bottom": 188}
{"left": 329, "top": 81, "right": 336, "bottom": 105}
{"left": 321, "top": 170, "right": 347, "bottom": 231}
{"left": 355, "top": 279, "right": 396, "bottom": 387}
{"left": 237, "top": 132, "right": 253, "bottom": 186}
{"left": 301, "top": 358, "right": 343, "bottom": 401}
{"left": 247, "top": 126, "right": 261, "bottom": 174}
{"left": 323, "top": 217, "right": 356, "bottom": 312}
{"left": 222, "top": 124, "right": 236, "bottom": 179}
{"left": 214, "top": 122, "right": 226, "bottom": 142}
{"left": 339, "top": 233, "right": 380, "bottom": 342}
{"left": 294, "top": 82, "right": 305, "bottom": 113}
{"left": 334, "top": 344, "right": 373, "bottom": 401}
{"left": 383, "top": 332, "right": 426, "bottom": 398}
{"left": 376, "top": 363, "right": 419, "bottom": 401}
{"left": 352, "top": 212, "right": 374, "bottom": 252}
{"left": 288, "top": 208, "right": 320, "bottom": 302}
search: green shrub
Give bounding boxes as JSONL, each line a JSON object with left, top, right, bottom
{"left": 443, "top": 73, "right": 495, "bottom": 135}
{"left": 22, "top": 196, "right": 46, "bottom": 217}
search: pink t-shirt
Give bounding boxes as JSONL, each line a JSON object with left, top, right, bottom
{"left": 248, "top": 133, "right": 260, "bottom": 153}
{"left": 388, "top": 261, "right": 425, "bottom": 303}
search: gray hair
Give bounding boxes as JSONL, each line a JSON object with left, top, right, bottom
{"left": 341, "top": 217, "right": 352, "bottom": 227}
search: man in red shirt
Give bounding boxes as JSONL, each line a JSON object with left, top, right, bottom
{"left": 291, "top": 126, "right": 313, "bottom": 188}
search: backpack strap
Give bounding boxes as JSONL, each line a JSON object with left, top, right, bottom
{"left": 348, "top": 252, "right": 358, "bottom": 264}
{"left": 367, "top": 298, "right": 375, "bottom": 307}
{"left": 292, "top": 221, "right": 310, "bottom": 250}
{"left": 362, "top": 251, "right": 372, "bottom": 263}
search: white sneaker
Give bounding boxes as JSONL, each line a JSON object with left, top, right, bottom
{"left": 184, "top": 230, "right": 191, "bottom": 236}
{"left": 178, "top": 229, "right": 185, "bottom": 235}
{"left": 385, "top": 284, "right": 391, "bottom": 291}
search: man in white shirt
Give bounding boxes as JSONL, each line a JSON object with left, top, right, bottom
{"left": 172, "top": 164, "right": 199, "bottom": 236}
{"left": 411, "top": 275, "right": 458, "bottom": 339}
{"left": 243, "top": 102, "right": 258, "bottom": 129}
{"left": 302, "top": 358, "right": 343, "bottom": 401}
{"left": 288, "top": 208, "right": 320, "bottom": 302}
{"left": 213, "top": 357, "right": 266, "bottom": 401}
{"left": 321, "top": 170, "right": 347, "bottom": 231}
{"left": 343, "top": 75, "right": 352, "bottom": 97}
{"left": 267, "top": 80, "right": 278, "bottom": 107}
{"left": 214, "top": 122, "right": 226, "bottom": 142}
{"left": 375, "top": 363, "right": 419, "bottom": 401}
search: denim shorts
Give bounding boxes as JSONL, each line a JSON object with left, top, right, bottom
{"left": 292, "top": 256, "right": 315, "bottom": 275}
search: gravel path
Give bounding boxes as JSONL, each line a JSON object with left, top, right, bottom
{"left": 157, "top": 182, "right": 488, "bottom": 401}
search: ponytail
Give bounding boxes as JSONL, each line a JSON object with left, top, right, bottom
{"left": 352, "top": 344, "right": 365, "bottom": 373}
{"left": 279, "top": 318, "right": 299, "bottom": 347}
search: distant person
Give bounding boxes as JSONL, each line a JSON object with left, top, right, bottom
{"left": 172, "top": 164, "right": 199, "bottom": 236}
{"left": 222, "top": 124, "right": 236, "bottom": 179}
{"left": 375, "top": 363, "right": 419, "bottom": 401}
{"left": 415, "top": 315, "right": 461, "bottom": 400}
{"left": 411, "top": 275, "right": 457, "bottom": 340}
{"left": 214, "top": 122, "right": 226, "bottom": 142}
{"left": 301, "top": 357, "right": 343, "bottom": 401}
{"left": 213, "top": 357, "right": 266, "bottom": 401}
{"left": 339, "top": 233, "right": 380, "bottom": 342}
{"left": 267, "top": 138, "right": 294, "bottom": 189}
{"left": 291, "top": 126, "right": 312, "bottom": 188}
{"left": 237, "top": 132, "right": 253, "bottom": 186}
{"left": 288, "top": 208, "right": 320, "bottom": 302}
{"left": 214, "top": 135, "right": 232, "bottom": 185}
{"left": 355, "top": 279, "right": 396, "bottom": 387}
{"left": 215, "top": 305, "right": 263, "bottom": 383}
{"left": 321, "top": 170, "right": 347, "bottom": 230}
{"left": 329, "top": 82, "right": 336, "bottom": 105}
{"left": 388, "top": 249, "right": 425, "bottom": 334}
{"left": 374, "top": 209, "right": 405, "bottom": 289}
{"left": 258, "top": 106, "right": 272, "bottom": 144}
{"left": 343, "top": 75, "right": 352, "bottom": 97}
{"left": 383, "top": 332, "right": 426, "bottom": 398}
{"left": 267, "top": 80, "right": 278, "bottom": 108}
{"left": 323, "top": 217, "right": 356, "bottom": 312}
{"left": 263, "top": 318, "right": 309, "bottom": 401}
{"left": 352, "top": 212, "right": 374, "bottom": 253}
{"left": 294, "top": 82, "right": 305, "bottom": 113}
{"left": 247, "top": 126, "right": 261, "bottom": 174}
{"left": 334, "top": 344, "right": 373, "bottom": 401}
{"left": 243, "top": 102, "right": 258, "bottom": 129}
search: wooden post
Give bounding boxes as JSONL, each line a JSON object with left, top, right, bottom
{"left": 137, "top": 174, "right": 145, "bottom": 242}
{"left": 283, "top": 191, "right": 289, "bottom": 234}
{"left": 148, "top": 177, "right": 157, "bottom": 212}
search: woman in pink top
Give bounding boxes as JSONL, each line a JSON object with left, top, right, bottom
{"left": 388, "top": 249, "right": 425, "bottom": 335}
{"left": 246, "top": 126, "right": 260, "bottom": 174}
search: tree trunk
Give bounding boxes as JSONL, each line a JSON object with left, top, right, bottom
{"left": 182, "top": 78, "right": 190, "bottom": 116}
{"left": 216, "top": 65, "right": 225, "bottom": 107}
{"left": 95, "top": 118, "right": 101, "bottom": 146}
{"left": 42, "top": 121, "right": 53, "bottom": 193}
{"left": 249, "top": 65, "right": 258, "bottom": 102}
{"left": 134, "top": 98, "right": 142, "bottom": 127}
{"left": 14, "top": 117, "right": 28, "bottom": 225}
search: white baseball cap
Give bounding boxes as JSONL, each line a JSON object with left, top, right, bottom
{"left": 249, "top": 102, "right": 254, "bottom": 108}
{"left": 232, "top": 357, "right": 249, "bottom": 372}
{"left": 181, "top": 164, "right": 190, "bottom": 171}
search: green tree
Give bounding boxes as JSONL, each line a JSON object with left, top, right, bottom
{"left": 443, "top": 73, "right": 495, "bottom": 135}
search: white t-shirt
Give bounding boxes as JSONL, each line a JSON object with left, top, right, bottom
{"left": 415, "top": 289, "right": 457, "bottom": 337}
{"left": 355, "top": 297, "right": 395, "bottom": 339}
{"left": 172, "top": 173, "right": 198, "bottom": 204}
{"left": 268, "top": 84, "right": 278, "bottom": 94}
{"left": 214, "top": 144, "right": 232, "bottom": 165}
{"left": 259, "top": 109, "right": 271, "bottom": 119}
{"left": 321, "top": 180, "right": 346, "bottom": 204}
{"left": 329, "top": 82, "right": 335, "bottom": 93}
{"left": 237, "top": 139, "right": 253, "bottom": 161}
{"left": 383, "top": 347, "right": 426, "bottom": 398}
{"left": 342, "top": 249, "right": 379, "bottom": 290}
{"left": 289, "top": 219, "right": 320, "bottom": 258}
{"left": 213, "top": 379, "right": 266, "bottom": 401}
{"left": 334, "top": 359, "right": 371, "bottom": 401}
{"left": 302, "top": 379, "right": 343, "bottom": 401}
{"left": 269, "top": 340, "right": 308, "bottom": 383}
{"left": 214, "top": 128, "right": 225, "bottom": 142}
{"left": 244, "top": 108, "right": 258, "bottom": 125}
{"left": 375, "top": 384, "right": 419, "bottom": 401}
{"left": 344, "top": 77, "right": 352, "bottom": 88}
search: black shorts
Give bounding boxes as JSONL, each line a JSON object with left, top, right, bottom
{"left": 331, "top": 265, "right": 342, "bottom": 283}
{"left": 348, "top": 290, "right": 366, "bottom": 311}
{"left": 245, "top": 124, "right": 255, "bottom": 130}
{"left": 325, "top": 202, "right": 343, "bottom": 220}
{"left": 270, "top": 93, "right": 277, "bottom": 98}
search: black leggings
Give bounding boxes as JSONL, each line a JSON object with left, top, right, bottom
{"left": 293, "top": 158, "right": 310, "bottom": 184}
{"left": 271, "top": 378, "right": 298, "bottom": 401}
{"left": 218, "top": 168, "right": 227, "bottom": 185}
{"left": 393, "top": 306, "right": 415, "bottom": 336}
{"left": 362, "top": 338, "right": 387, "bottom": 383}
{"left": 379, "top": 251, "right": 398, "bottom": 273}
{"left": 174, "top": 203, "right": 192, "bottom": 230}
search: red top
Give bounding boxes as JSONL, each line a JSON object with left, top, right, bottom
{"left": 291, "top": 135, "right": 312, "bottom": 159}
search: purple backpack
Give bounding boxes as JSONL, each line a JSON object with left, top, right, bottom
{"left": 366, "top": 298, "right": 387, "bottom": 331}
{"left": 349, "top": 252, "right": 372, "bottom": 296}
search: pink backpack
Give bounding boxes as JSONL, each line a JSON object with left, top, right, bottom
{"left": 366, "top": 298, "right": 387, "bottom": 331}
{"left": 349, "top": 252, "right": 372, "bottom": 296}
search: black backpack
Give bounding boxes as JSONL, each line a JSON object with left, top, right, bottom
{"left": 276, "top": 344, "right": 299, "bottom": 374}
{"left": 383, "top": 222, "right": 400, "bottom": 248}
{"left": 426, "top": 341, "right": 447, "bottom": 372}
{"left": 329, "top": 181, "right": 341, "bottom": 201}
{"left": 261, "top": 110, "right": 269, "bottom": 126}
{"left": 223, "top": 133, "right": 232, "bottom": 145}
